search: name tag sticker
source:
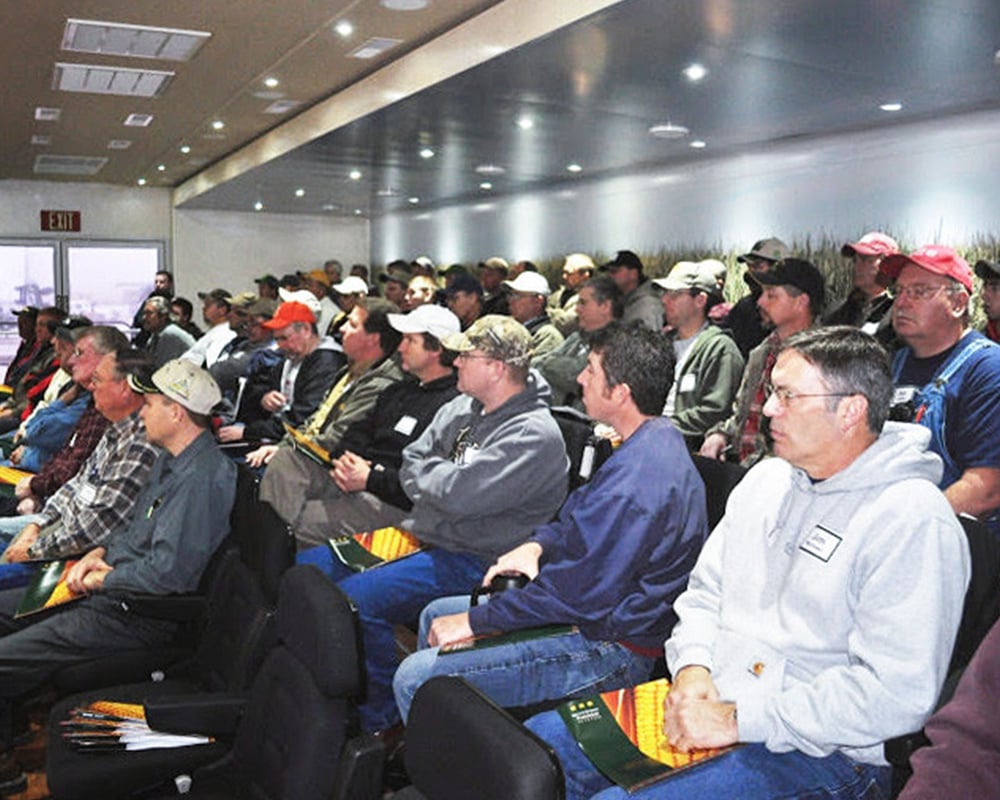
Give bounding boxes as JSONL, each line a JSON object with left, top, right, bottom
{"left": 679, "top": 373, "right": 697, "bottom": 393}
{"left": 394, "top": 415, "right": 418, "bottom": 436}
{"left": 78, "top": 484, "right": 97, "bottom": 506}
{"left": 860, "top": 321, "right": 879, "bottom": 335}
{"left": 892, "top": 386, "right": 916, "bottom": 405}
{"left": 799, "top": 525, "right": 842, "bottom": 563}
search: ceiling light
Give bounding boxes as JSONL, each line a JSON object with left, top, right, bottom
{"left": 107, "top": 139, "right": 132, "bottom": 149}
{"left": 137, "top": 178, "right": 147, "bottom": 186}
{"left": 419, "top": 147, "right": 435, "bottom": 159}
{"left": 479, "top": 181, "right": 493, "bottom": 190}
{"left": 264, "top": 99, "right": 302, "bottom": 115}
{"left": 254, "top": 200, "right": 264, "bottom": 211}
{"left": 348, "top": 37, "right": 402, "bottom": 59}
{"left": 648, "top": 122, "right": 689, "bottom": 139}
{"left": 35, "top": 107, "right": 61, "bottom": 122}
{"left": 690, "top": 139, "right": 707, "bottom": 149}
{"left": 263, "top": 77, "right": 279, "bottom": 89}
{"left": 295, "top": 188, "right": 305, "bottom": 197}
{"left": 476, "top": 163, "right": 505, "bottom": 175}
{"left": 156, "top": 164, "right": 166, "bottom": 171}
{"left": 179, "top": 145, "right": 191, "bottom": 154}
{"left": 566, "top": 163, "right": 582, "bottom": 173}
{"left": 380, "top": 0, "right": 429, "bottom": 10}
{"left": 53, "top": 62, "right": 174, "bottom": 97}
{"left": 31, "top": 135, "right": 51, "bottom": 146}
{"left": 354, "top": 209, "right": 363, "bottom": 215}
{"left": 211, "top": 120, "right": 225, "bottom": 130}
{"left": 377, "top": 187, "right": 400, "bottom": 197}
{"left": 334, "top": 20, "right": 354, "bottom": 38}
{"left": 408, "top": 197, "right": 420, "bottom": 204}
{"left": 516, "top": 116, "right": 534, "bottom": 130}
{"left": 123, "top": 113, "right": 154, "bottom": 127}
{"left": 349, "top": 169, "right": 362, "bottom": 180}
{"left": 34, "top": 154, "right": 108, "bottom": 176}
{"left": 880, "top": 102, "right": 902, "bottom": 112}
{"left": 62, "top": 19, "right": 210, "bottom": 62}
{"left": 683, "top": 63, "right": 708, "bottom": 82}
{"left": 253, "top": 91, "right": 284, "bottom": 100}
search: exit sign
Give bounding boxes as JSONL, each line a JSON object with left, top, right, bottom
{"left": 40, "top": 210, "right": 81, "bottom": 232}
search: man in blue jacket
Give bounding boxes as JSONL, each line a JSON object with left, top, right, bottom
{"left": 392, "top": 322, "right": 708, "bottom": 722}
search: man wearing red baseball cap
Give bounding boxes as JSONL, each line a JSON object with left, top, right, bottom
{"left": 824, "top": 231, "right": 899, "bottom": 348}
{"left": 882, "top": 244, "right": 1000, "bottom": 535}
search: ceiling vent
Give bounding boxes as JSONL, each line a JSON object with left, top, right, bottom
{"left": 264, "top": 99, "right": 302, "bottom": 115}
{"left": 31, "top": 135, "right": 52, "bottom": 146}
{"left": 54, "top": 62, "right": 174, "bottom": 98}
{"left": 62, "top": 19, "right": 211, "bottom": 62}
{"left": 35, "top": 107, "right": 62, "bottom": 122}
{"left": 348, "top": 37, "right": 402, "bottom": 59}
{"left": 107, "top": 139, "right": 132, "bottom": 149}
{"left": 34, "top": 154, "right": 108, "bottom": 176}
{"left": 123, "top": 113, "right": 154, "bottom": 127}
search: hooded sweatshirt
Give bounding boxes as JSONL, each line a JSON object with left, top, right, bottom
{"left": 667, "top": 422, "right": 970, "bottom": 765}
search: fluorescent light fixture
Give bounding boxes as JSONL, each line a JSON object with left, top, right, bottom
{"left": 348, "top": 37, "right": 402, "bottom": 59}
{"left": 408, "top": 197, "right": 420, "bottom": 204}
{"left": 566, "top": 163, "right": 582, "bottom": 173}
{"left": 35, "top": 107, "right": 61, "bottom": 122}
{"left": 683, "top": 63, "right": 707, "bottom": 82}
{"left": 107, "top": 139, "right": 132, "bottom": 149}
{"left": 54, "top": 62, "right": 174, "bottom": 97}
{"left": 62, "top": 18, "right": 210, "bottom": 61}
{"left": 380, "top": 0, "right": 429, "bottom": 10}
{"left": 34, "top": 154, "right": 108, "bottom": 176}
{"left": 123, "top": 113, "right": 154, "bottom": 127}
{"left": 476, "top": 163, "right": 505, "bottom": 175}
{"left": 419, "top": 147, "right": 435, "bottom": 159}
{"left": 264, "top": 99, "right": 302, "bottom": 114}
{"left": 880, "top": 102, "right": 902, "bottom": 112}
{"left": 31, "top": 135, "right": 52, "bottom": 146}
{"left": 648, "top": 122, "right": 689, "bottom": 139}
{"left": 479, "top": 181, "right": 493, "bottom": 190}
{"left": 334, "top": 20, "right": 354, "bottom": 37}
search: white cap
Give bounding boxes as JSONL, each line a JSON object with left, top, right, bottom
{"left": 563, "top": 253, "right": 595, "bottom": 272}
{"left": 387, "top": 304, "right": 461, "bottom": 340}
{"left": 502, "top": 271, "right": 552, "bottom": 296}
{"left": 278, "top": 288, "right": 322, "bottom": 317}
{"left": 332, "top": 275, "right": 370, "bottom": 296}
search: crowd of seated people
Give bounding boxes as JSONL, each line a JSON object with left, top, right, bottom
{"left": 0, "top": 236, "right": 996, "bottom": 798}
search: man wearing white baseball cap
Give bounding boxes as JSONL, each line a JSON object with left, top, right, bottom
{"left": 503, "top": 271, "right": 564, "bottom": 359}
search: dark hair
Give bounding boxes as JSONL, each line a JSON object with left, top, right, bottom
{"left": 588, "top": 321, "right": 675, "bottom": 416}
{"left": 358, "top": 297, "right": 403, "bottom": 355}
{"left": 171, "top": 297, "right": 194, "bottom": 321}
{"left": 418, "top": 332, "right": 456, "bottom": 367}
{"left": 780, "top": 326, "right": 892, "bottom": 433}
{"left": 582, "top": 275, "right": 625, "bottom": 320}
{"left": 81, "top": 325, "right": 130, "bottom": 355}
{"left": 111, "top": 348, "right": 155, "bottom": 385}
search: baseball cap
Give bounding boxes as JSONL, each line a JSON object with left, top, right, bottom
{"left": 254, "top": 274, "right": 279, "bottom": 289}
{"left": 278, "top": 288, "right": 322, "bottom": 317}
{"left": 478, "top": 256, "right": 509, "bottom": 274}
{"left": 128, "top": 358, "right": 221, "bottom": 415}
{"left": 841, "top": 232, "right": 899, "bottom": 258}
{"left": 388, "top": 304, "right": 461, "bottom": 340}
{"left": 303, "top": 269, "right": 331, "bottom": 288}
{"left": 379, "top": 267, "right": 411, "bottom": 287}
{"left": 445, "top": 272, "right": 483, "bottom": 297}
{"left": 332, "top": 275, "right": 369, "bottom": 296}
{"left": 737, "top": 238, "right": 788, "bottom": 264}
{"left": 261, "top": 301, "right": 317, "bottom": 329}
{"left": 601, "top": 250, "right": 644, "bottom": 273}
{"left": 248, "top": 297, "right": 279, "bottom": 318}
{"left": 442, "top": 314, "right": 532, "bottom": 365}
{"left": 503, "top": 271, "right": 552, "bottom": 296}
{"left": 754, "top": 258, "right": 826, "bottom": 306}
{"left": 653, "top": 261, "right": 717, "bottom": 294}
{"left": 197, "top": 288, "right": 232, "bottom": 306}
{"left": 225, "top": 291, "right": 258, "bottom": 309}
{"left": 974, "top": 259, "right": 1000, "bottom": 281}
{"left": 563, "top": 253, "right": 596, "bottom": 273}
{"left": 698, "top": 259, "right": 728, "bottom": 283}
{"left": 412, "top": 256, "right": 435, "bottom": 271}
{"left": 880, "top": 245, "right": 973, "bottom": 293}
{"left": 53, "top": 315, "right": 93, "bottom": 343}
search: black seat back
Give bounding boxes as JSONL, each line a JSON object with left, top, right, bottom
{"left": 948, "top": 515, "right": 1000, "bottom": 675}
{"left": 550, "top": 406, "right": 613, "bottom": 492}
{"left": 690, "top": 454, "right": 747, "bottom": 529}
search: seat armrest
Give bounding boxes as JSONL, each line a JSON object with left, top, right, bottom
{"left": 884, "top": 729, "right": 930, "bottom": 767}
{"left": 109, "top": 592, "right": 206, "bottom": 622}
{"left": 144, "top": 692, "right": 247, "bottom": 736}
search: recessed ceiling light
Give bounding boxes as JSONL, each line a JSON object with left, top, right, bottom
{"left": 479, "top": 181, "right": 493, "bottom": 190}
{"left": 123, "top": 113, "right": 154, "bottom": 127}
{"left": 156, "top": 163, "right": 166, "bottom": 171}
{"left": 295, "top": 188, "right": 305, "bottom": 197}
{"left": 566, "top": 163, "right": 582, "bottom": 173}
{"left": 354, "top": 209, "right": 363, "bottom": 215}
{"left": 31, "top": 134, "right": 51, "bottom": 146}
{"left": 380, "top": 0, "right": 429, "bottom": 10}
{"left": 108, "top": 141, "right": 131, "bottom": 153}
{"left": 348, "top": 37, "right": 402, "bottom": 59}
{"left": 137, "top": 177, "right": 147, "bottom": 186}
{"left": 62, "top": 19, "right": 210, "bottom": 62}
{"left": 476, "top": 163, "right": 505, "bottom": 175}
{"left": 683, "top": 63, "right": 707, "bottom": 82}
{"left": 516, "top": 116, "right": 534, "bottom": 130}
{"left": 211, "top": 119, "right": 225, "bottom": 130}
{"left": 377, "top": 187, "right": 400, "bottom": 197}
{"left": 334, "top": 20, "right": 354, "bottom": 37}
{"left": 648, "top": 122, "right": 689, "bottom": 139}
{"left": 263, "top": 77, "right": 279, "bottom": 89}
{"left": 349, "top": 169, "right": 362, "bottom": 180}
{"left": 880, "top": 102, "right": 902, "bottom": 112}
{"left": 264, "top": 99, "right": 302, "bottom": 115}
{"left": 690, "top": 139, "right": 707, "bottom": 149}
{"left": 179, "top": 144, "right": 190, "bottom": 154}
{"left": 35, "top": 107, "right": 61, "bottom": 122}
{"left": 54, "top": 62, "right": 174, "bottom": 98}
{"left": 254, "top": 200, "right": 264, "bottom": 211}
{"left": 408, "top": 196, "right": 420, "bottom": 204}
{"left": 253, "top": 91, "right": 285, "bottom": 100}
{"left": 419, "top": 147, "right": 435, "bottom": 159}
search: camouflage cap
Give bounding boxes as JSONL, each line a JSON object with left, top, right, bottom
{"left": 442, "top": 314, "right": 533, "bottom": 366}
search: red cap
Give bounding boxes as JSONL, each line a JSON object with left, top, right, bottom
{"left": 841, "top": 232, "right": 899, "bottom": 258}
{"left": 879, "top": 245, "right": 973, "bottom": 292}
{"left": 261, "top": 301, "right": 317, "bottom": 329}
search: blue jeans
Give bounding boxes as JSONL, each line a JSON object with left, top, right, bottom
{"left": 526, "top": 710, "right": 892, "bottom": 800}
{"left": 296, "top": 544, "right": 487, "bottom": 731}
{"left": 0, "top": 518, "right": 43, "bottom": 591}
{"left": 393, "top": 595, "right": 656, "bottom": 723}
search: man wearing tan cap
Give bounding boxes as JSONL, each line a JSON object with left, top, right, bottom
{"left": 503, "top": 271, "right": 564, "bottom": 359}
{"left": 301, "top": 269, "right": 339, "bottom": 336}
{"left": 478, "top": 256, "right": 510, "bottom": 317}
{"left": 824, "top": 231, "right": 899, "bottom": 348}
{"left": 548, "top": 252, "right": 596, "bottom": 335}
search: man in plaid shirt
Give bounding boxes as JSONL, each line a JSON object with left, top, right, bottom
{"left": 0, "top": 349, "right": 159, "bottom": 586}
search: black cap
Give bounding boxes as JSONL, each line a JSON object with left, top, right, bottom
{"left": 254, "top": 274, "right": 279, "bottom": 289}
{"left": 754, "top": 258, "right": 825, "bottom": 307}
{"left": 197, "top": 288, "right": 232, "bottom": 308}
{"left": 974, "top": 259, "right": 1000, "bottom": 281}
{"left": 445, "top": 272, "right": 483, "bottom": 297}
{"left": 601, "top": 249, "right": 644, "bottom": 274}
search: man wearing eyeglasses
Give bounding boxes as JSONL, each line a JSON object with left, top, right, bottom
{"left": 528, "top": 326, "right": 969, "bottom": 800}
{"left": 882, "top": 245, "right": 1000, "bottom": 535}
{"left": 974, "top": 258, "right": 1000, "bottom": 344}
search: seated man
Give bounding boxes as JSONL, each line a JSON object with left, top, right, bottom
{"left": 300, "top": 315, "right": 569, "bottom": 733}
{"left": 527, "top": 326, "right": 970, "bottom": 800}
{"left": 533, "top": 275, "right": 623, "bottom": 408}
{"left": 289, "top": 304, "right": 461, "bottom": 545}
{"left": 392, "top": 323, "right": 707, "bottom": 720}
{"left": 881, "top": 245, "right": 1000, "bottom": 535}
{"left": 140, "top": 295, "right": 196, "bottom": 368}
{"left": 548, "top": 252, "right": 596, "bottom": 335}
{"left": 257, "top": 298, "right": 404, "bottom": 528}
{"left": 0, "top": 349, "right": 160, "bottom": 589}
{"left": 503, "top": 271, "right": 565, "bottom": 359}
{"left": 655, "top": 261, "right": 745, "bottom": 449}
{"left": 0, "top": 359, "right": 236, "bottom": 793}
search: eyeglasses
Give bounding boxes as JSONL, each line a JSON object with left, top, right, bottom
{"left": 888, "top": 283, "right": 962, "bottom": 302}
{"left": 765, "top": 382, "right": 854, "bottom": 407}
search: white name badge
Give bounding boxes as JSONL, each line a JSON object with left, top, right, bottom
{"left": 892, "top": 386, "right": 917, "bottom": 405}
{"left": 78, "top": 484, "right": 98, "bottom": 506}
{"left": 394, "top": 415, "right": 418, "bottom": 436}
{"left": 799, "top": 525, "right": 842, "bottom": 563}
{"left": 679, "top": 373, "right": 697, "bottom": 393}
{"left": 860, "top": 321, "right": 879, "bottom": 335}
